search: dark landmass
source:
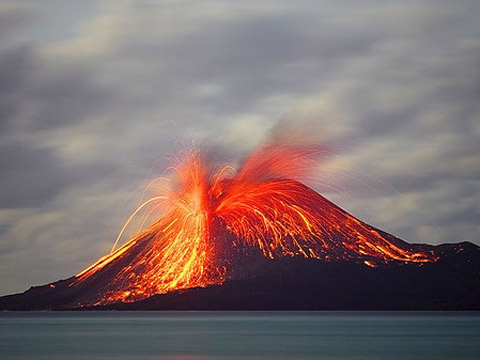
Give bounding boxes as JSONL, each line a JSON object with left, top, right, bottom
{"left": 1, "top": 241, "right": 479, "bottom": 311}
{"left": 1, "top": 180, "right": 478, "bottom": 311}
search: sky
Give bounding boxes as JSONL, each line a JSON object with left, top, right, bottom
{"left": 0, "top": 0, "right": 479, "bottom": 295}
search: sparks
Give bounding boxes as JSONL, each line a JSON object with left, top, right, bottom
{"left": 73, "top": 142, "right": 437, "bottom": 305}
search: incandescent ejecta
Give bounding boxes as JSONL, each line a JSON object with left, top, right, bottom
{"left": 71, "top": 142, "right": 437, "bottom": 306}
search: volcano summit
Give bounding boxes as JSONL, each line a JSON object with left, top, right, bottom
{"left": 1, "top": 143, "right": 478, "bottom": 310}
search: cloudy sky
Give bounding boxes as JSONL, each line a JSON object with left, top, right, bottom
{"left": 0, "top": 0, "right": 479, "bottom": 295}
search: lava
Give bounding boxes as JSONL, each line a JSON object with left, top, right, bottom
{"left": 73, "top": 142, "right": 438, "bottom": 305}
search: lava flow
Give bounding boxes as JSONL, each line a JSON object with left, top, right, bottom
{"left": 72, "top": 142, "right": 438, "bottom": 306}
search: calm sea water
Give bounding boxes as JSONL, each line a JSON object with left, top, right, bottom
{"left": 1, "top": 311, "right": 479, "bottom": 360}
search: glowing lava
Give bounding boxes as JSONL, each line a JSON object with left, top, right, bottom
{"left": 73, "top": 143, "right": 437, "bottom": 305}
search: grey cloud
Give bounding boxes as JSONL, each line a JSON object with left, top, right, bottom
{"left": 0, "top": 5, "right": 36, "bottom": 133}
{"left": 101, "top": 6, "right": 382, "bottom": 120}
{"left": 27, "top": 68, "right": 113, "bottom": 130}
{"left": 0, "top": 3, "right": 36, "bottom": 41}
{"left": 0, "top": 139, "right": 118, "bottom": 209}
{"left": 0, "top": 143, "right": 71, "bottom": 208}
{"left": 0, "top": 45, "right": 34, "bottom": 131}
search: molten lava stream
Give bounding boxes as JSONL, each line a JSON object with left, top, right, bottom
{"left": 74, "top": 143, "right": 437, "bottom": 305}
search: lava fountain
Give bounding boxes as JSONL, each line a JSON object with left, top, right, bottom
{"left": 72, "top": 142, "right": 437, "bottom": 305}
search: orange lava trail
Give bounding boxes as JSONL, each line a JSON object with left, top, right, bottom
{"left": 74, "top": 142, "right": 437, "bottom": 305}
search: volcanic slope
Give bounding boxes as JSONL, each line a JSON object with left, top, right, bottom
{"left": 3, "top": 179, "right": 476, "bottom": 310}
{"left": 1, "top": 142, "right": 478, "bottom": 310}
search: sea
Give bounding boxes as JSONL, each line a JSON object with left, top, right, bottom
{"left": 1, "top": 311, "right": 479, "bottom": 360}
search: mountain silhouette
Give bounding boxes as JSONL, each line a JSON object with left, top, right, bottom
{"left": 1, "top": 180, "right": 478, "bottom": 310}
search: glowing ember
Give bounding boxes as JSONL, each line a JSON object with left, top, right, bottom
{"left": 73, "top": 142, "right": 437, "bottom": 305}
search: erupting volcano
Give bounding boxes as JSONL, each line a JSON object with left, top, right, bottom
{"left": 1, "top": 141, "right": 478, "bottom": 311}
{"left": 70, "top": 142, "right": 437, "bottom": 306}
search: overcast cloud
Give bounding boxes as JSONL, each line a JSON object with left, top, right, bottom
{"left": 0, "top": 0, "right": 479, "bottom": 295}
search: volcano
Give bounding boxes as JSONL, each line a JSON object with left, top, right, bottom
{"left": 1, "top": 144, "right": 479, "bottom": 310}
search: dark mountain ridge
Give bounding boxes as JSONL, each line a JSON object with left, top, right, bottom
{"left": 1, "top": 241, "right": 478, "bottom": 311}
{"left": 1, "top": 180, "right": 478, "bottom": 310}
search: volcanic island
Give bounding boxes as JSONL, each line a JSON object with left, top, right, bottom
{"left": 1, "top": 143, "right": 479, "bottom": 310}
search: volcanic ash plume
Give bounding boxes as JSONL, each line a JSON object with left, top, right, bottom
{"left": 72, "top": 142, "right": 437, "bottom": 306}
